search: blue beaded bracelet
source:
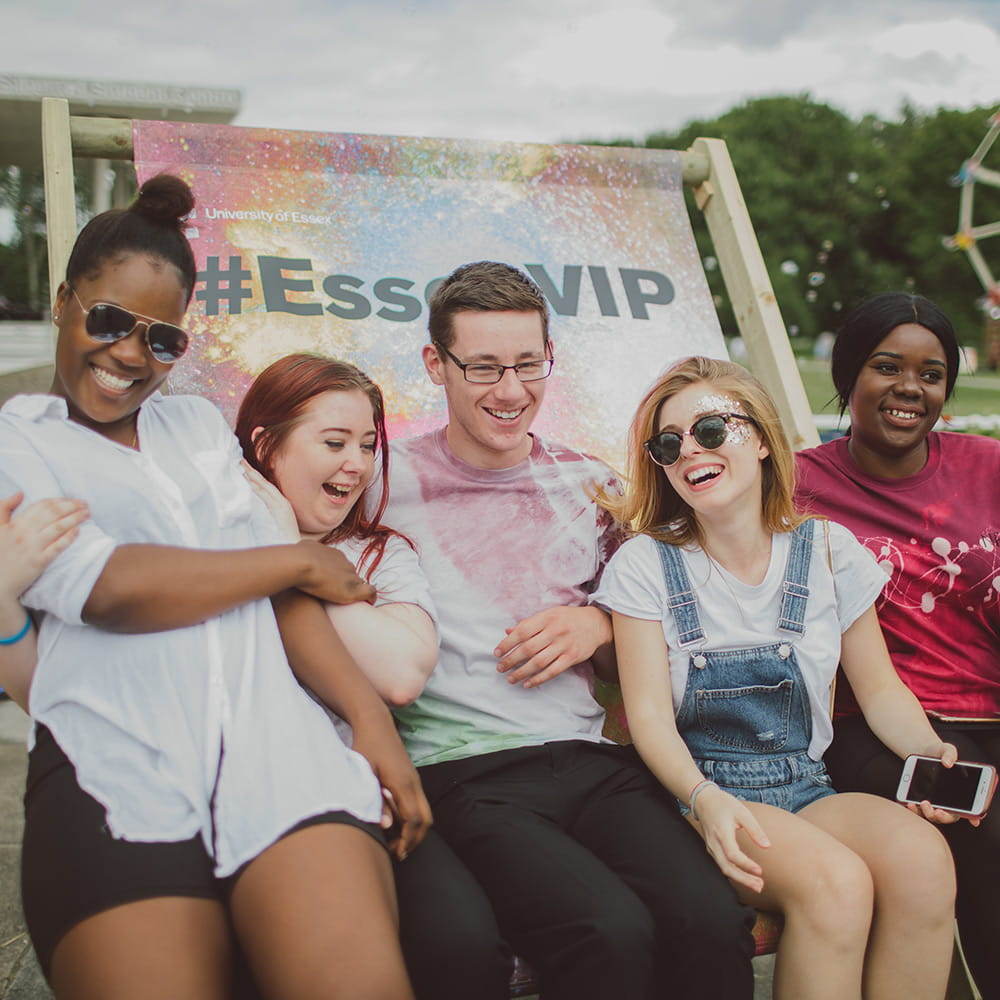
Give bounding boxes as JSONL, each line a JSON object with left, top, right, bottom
{"left": 0, "top": 611, "right": 31, "bottom": 646}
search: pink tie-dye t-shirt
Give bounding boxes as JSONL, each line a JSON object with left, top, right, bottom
{"left": 384, "top": 428, "right": 622, "bottom": 766}
{"left": 796, "top": 431, "right": 1000, "bottom": 719}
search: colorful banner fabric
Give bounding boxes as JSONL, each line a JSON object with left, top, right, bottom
{"left": 134, "top": 121, "right": 725, "bottom": 468}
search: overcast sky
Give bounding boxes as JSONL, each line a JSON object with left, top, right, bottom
{"left": 3, "top": 0, "right": 999, "bottom": 145}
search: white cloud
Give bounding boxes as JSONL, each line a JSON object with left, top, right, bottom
{"left": 0, "top": 0, "right": 997, "bottom": 147}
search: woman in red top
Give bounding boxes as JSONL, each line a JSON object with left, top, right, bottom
{"left": 796, "top": 291, "right": 1000, "bottom": 999}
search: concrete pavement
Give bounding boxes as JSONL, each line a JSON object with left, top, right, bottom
{"left": 0, "top": 701, "right": 49, "bottom": 1000}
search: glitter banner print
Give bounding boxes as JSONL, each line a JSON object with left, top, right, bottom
{"left": 134, "top": 121, "right": 726, "bottom": 468}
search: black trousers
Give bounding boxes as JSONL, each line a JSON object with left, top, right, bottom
{"left": 825, "top": 714, "right": 1000, "bottom": 1000}
{"left": 416, "top": 740, "right": 756, "bottom": 1000}
{"left": 395, "top": 828, "right": 512, "bottom": 1000}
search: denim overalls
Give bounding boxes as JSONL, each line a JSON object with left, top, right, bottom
{"left": 656, "top": 519, "right": 836, "bottom": 814}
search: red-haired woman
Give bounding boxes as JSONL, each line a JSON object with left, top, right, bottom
{"left": 236, "top": 353, "right": 513, "bottom": 1000}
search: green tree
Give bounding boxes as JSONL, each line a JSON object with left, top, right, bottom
{"left": 590, "top": 96, "right": 1000, "bottom": 350}
{"left": 0, "top": 161, "right": 115, "bottom": 316}
{"left": 0, "top": 165, "right": 48, "bottom": 315}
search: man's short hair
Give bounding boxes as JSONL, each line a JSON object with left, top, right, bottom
{"left": 428, "top": 261, "right": 550, "bottom": 350}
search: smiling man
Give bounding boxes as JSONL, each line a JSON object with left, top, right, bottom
{"left": 384, "top": 261, "right": 754, "bottom": 1000}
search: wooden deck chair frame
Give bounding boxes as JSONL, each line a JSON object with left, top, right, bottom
{"left": 39, "top": 96, "right": 976, "bottom": 1000}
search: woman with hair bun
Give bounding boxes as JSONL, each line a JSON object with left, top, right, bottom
{"left": 0, "top": 173, "right": 428, "bottom": 999}
{"left": 796, "top": 291, "right": 1000, "bottom": 999}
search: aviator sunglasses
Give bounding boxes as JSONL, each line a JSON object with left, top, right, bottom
{"left": 643, "top": 412, "right": 757, "bottom": 467}
{"left": 70, "top": 287, "right": 190, "bottom": 364}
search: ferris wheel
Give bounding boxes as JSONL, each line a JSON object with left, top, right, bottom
{"left": 943, "top": 109, "right": 1000, "bottom": 320}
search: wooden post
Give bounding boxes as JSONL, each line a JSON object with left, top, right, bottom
{"left": 41, "top": 98, "right": 77, "bottom": 312}
{"left": 691, "top": 136, "right": 818, "bottom": 449}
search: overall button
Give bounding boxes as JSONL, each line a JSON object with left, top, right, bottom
{"left": 778, "top": 643, "right": 791, "bottom": 659}
{"left": 692, "top": 654, "right": 707, "bottom": 669}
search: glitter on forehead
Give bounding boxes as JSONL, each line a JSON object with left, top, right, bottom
{"left": 691, "top": 393, "right": 742, "bottom": 416}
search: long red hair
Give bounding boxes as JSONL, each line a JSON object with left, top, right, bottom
{"left": 235, "top": 353, "right": 408, "bottom": 577}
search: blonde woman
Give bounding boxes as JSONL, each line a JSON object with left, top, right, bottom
{"left": 594, "top": 357, "right": 963, "bottom": 1000}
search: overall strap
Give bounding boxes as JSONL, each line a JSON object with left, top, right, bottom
{"left": 654, "top": 540, "right": 705, "bottom": 647}
{"left": 776, "top": 518, "right": 815, "bottom": 636}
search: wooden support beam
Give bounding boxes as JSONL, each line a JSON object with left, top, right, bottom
{"left": 62, "top": 115, "right": 716, "bottom": 186}
{"left": 41, "top": 98, "right": 77, "bottom": 310}
{"left": 691, "top": 136, "right": 818, "bottom": 449}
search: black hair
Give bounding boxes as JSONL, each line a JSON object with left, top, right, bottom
{"left": 64, "top": 174, "right": 197, "bottom": 304}
{"left": 831, "top": 291, "right": 960, "bottom": 415}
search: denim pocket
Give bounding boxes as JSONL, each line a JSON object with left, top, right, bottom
{"left": 807, "top": 768, "right": 834, "bottom": 789}
{"left": 694, "top": 679, "right": 794, "bottom": 752}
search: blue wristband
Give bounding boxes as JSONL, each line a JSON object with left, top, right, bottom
{"left": 0, "top": 611, "right": 31, "bottom": 646}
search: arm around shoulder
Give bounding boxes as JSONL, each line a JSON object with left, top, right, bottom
{"left": 82, "top": 540, "right": 374, "bottom": 632}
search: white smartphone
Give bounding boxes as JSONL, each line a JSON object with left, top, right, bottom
{"left": 896, "top": 754, "right": 998, "bottom": 818}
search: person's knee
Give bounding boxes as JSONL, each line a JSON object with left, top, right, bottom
{"left": 663, "top": 886, "right": 755, "bottom": 962}
{"left": 787, "top": 850, "right": 874, "bottom": 946}
{"left": 879, "top": 820, "right": 956, "bottom": 927}
{"left": 517, "top": 894, "right": 657, "bottom": 999}
{"left": 571, "top": 893, "right": 656, "bottom": 965}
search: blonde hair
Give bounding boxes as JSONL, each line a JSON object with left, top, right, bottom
{"left": 600, "top": 357, "right": 805, "bottom": 546}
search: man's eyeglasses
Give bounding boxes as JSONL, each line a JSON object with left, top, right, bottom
{"left": 644, "top": 413, "right": 757, "bottom": 467}
{"left": 70, "top": 287, "right": 190, "bottom": 364}
{"left": 440, "top": 344, "right": 554, "bottom": 384}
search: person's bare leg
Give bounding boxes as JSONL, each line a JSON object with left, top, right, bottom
{"left": 230, "top": 823, "right": 413, "bottom": 1000}
{"left": 49, "top": 897, "right": 231, "bottom": 1000}
{"left": 714, "top": 802, "right": 873, "bottom": 1000}
{"left": 799, "top": 792, "right": 956, "bottom": 1000}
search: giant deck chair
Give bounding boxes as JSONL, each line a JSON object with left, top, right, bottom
{"left": 40, "top": 97, "right": 815, "bottom": 452}
{"left": 39, "top": 95, "right": 810, "bottom": 990}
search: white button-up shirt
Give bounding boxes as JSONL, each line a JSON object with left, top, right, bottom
{"left": 1, "top": 392, "right": 382, "bottom": 876}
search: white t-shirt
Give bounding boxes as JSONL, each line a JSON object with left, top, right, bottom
{"left": 383, "top": 428, "right": 622, "bottom": 766}
{"left": 337, "top": 533, "right": 436, "bottom": 622}
{"left": 1, "top": 392, "right": 383, "bottom": 876}
{"left": 592, "top": 521, "right": 887, "bottom": 759}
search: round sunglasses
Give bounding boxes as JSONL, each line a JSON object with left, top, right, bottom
{"left": 70, "top": 287, "right": 190, "bottom": 364}
{"left": 643, "top": 412, "right": 757, "bottom": 467}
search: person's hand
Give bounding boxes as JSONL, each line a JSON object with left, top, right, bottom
{"left": 0, "top": 493, "right": 89, "bottom": 600}
{"left": 352, "top": 717, "right": 432, "bottom": 861}
{"left": 295, "top": 540, "right": 376, "bottom": 606}
{"left": 241, "top": 461, "right": 299, "bottom": 541}
{"left": 691, "top": 784, "right": 772, "bottom": 894}
{"left": 904, "top": 741, "right": 980, "bottom": 826}
{"left": 495, "top": 605, "right": 611, "bottom": 688}
{"left": 904, "top": 800, "right": 977, "bottom": 826}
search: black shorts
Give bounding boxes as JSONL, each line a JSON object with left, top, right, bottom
{"left": 21, "top": 726, "right": 384, "bottom": 978}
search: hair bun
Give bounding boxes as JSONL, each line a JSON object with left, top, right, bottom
{"left": 130, "top": 173, "right": 195, "bottom": 229}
